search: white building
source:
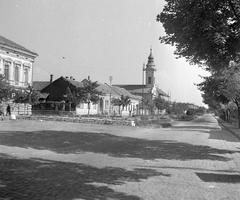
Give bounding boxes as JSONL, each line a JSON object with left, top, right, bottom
{"left": 0, "top": 35, "right": 38, "bottom": 88}
{"left": 0, "top": 35, "right": 38, "bottom": 116}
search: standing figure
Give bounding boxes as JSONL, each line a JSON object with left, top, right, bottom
{"left": 0, "top": 104, "right": 3, "bottom": 120}
{"left": 6, "top": 104, "right": 11, "bottom": 116}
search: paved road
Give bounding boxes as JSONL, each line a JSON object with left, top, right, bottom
{"left": 0, "top": 114, "right": 240, "bottom": 199}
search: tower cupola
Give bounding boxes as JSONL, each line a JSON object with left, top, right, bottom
{"left": 145, "top": 48, "right": 156, "bottom": 88}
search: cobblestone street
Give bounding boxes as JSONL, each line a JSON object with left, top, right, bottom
{"left": 1, "top": 114, "right": 240, "bottom": 199}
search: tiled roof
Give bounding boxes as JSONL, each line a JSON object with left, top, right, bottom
{"left": 156, "top": 88, "right": 169, "bottom": 96}
{"left": 33, "top": 81, "right": 50, "bottom": 91}
{"left": 0, "top": 35, "right": 38, "bottom": 56}
{"left": 114, "top": 84, "right": 168, "bottom": 97}
{"left": 61, "top": 76, "right": 84, "bottom": 88}
{"left": 96, "top": 83, "right": 119, "bottom": 96}
{"left": 112, "top": 86, "right": 142, "bottom": 101}
{"left": 113, "top": 84, "right": 145, "bottom": 90}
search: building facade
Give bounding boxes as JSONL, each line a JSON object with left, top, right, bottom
{"left": 0, "top": 35, "right": 38, "bottom": 89}
{"left": 0, "top": 35, "right": 38, "bottom": 116}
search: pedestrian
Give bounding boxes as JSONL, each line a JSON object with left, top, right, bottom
{"left": 0, "top": 103, "right": 3, "bottom": 120}
{"left": 6, "top": 104, "right": 11, "bottom": 116}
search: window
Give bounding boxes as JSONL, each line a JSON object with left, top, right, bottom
{"left": 79, "top": 103, "right": 84, "bottom": 109}
{"left": 14, "top": 64, "right": 20, "bottom": 82}
{"left": 93, "top": 104, "right": 97, "bottom": 110}
{"left": 148, "top": 77, "right": 151, "bottom": 84}
{"left": 4, "top": 63, "right": 10, "bottom": 80}
{"left": 24, "top": 68, "right": 29, "bottom": 85}
{"left": 105, "top": 100, "right": 109, "bottom": 109}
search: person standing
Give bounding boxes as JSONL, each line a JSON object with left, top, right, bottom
{"left": 6, "top": 104, "right": 11, "bottom": 116}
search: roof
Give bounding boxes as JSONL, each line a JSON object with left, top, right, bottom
{"left": 113, "top": 84, "right": 145, "bottom": 90}
{"left": 33, "top": 81, "right": 50, "bottom": 91}
{"left": 112, "top": 86, "right": 142, "bottom": 101}
{"left": 96, "top": 83, "right": 142, "bottom": 101}
{"left": 96, "top": 83, "right": 119, "bottom": 96}
{"left": 61, "top": 76, "right": 84, "bottom": 88}
{"left": 0, "top": 35, "right": 38, "bottom": 57}
{"left": 35, "top": 91, "right": 49, "bottom": 99}
{"left": 156, "top": 88, "right": 168, "bottom": 96}
{"left": 114, "top": 84, "right": 168, "bottom": 97}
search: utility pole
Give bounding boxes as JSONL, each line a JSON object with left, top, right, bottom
{"left": 142, "top": 63, "right": 145, "bottom": 116}
{"left": 109, "top": 76, "right": 113, "bottom": 116}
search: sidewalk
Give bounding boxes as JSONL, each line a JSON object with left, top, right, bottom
{"left": 217, "top": 117, "right": 240, "bottom": 141}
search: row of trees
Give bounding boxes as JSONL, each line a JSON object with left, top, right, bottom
{"left": 158, "top": 0, "right": 240, "bottom": 126}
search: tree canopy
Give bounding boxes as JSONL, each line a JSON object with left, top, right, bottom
{"left": 0, "top": 74, "right": 12, "bottom": 102}
{"left": 157, "top": 0, "right": 240, "bottom": 72}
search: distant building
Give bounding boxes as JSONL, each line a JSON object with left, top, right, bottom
{"left": 0, "top": 35, "right": 38, "bottom": 88}
{"left": 114, "top": 48, "right": 168, "bottom": 101}
{"left": 35, "top": 76, "right": 141, "bottom": 116}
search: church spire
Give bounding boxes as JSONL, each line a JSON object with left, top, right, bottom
{"left": 146, "top": 47, "right": 155, "bottom": 69}
{"left": 145, "top": 47, "right": 156, "bottom": 88}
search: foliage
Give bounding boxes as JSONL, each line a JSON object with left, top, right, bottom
{"left": 14, "top": 85, "right": 39, "bottom": 105}
{"left": 219, "top": 61, "right": 240, "bottom": 106}
{"left": 157, "top": 0, "right": 240, "bottom": 72}
{"left": 64, "top": 87, "right": 79, "bottom": 106}
{"left": 0, "top": 74, "right": 13, "bottom": 102}
{"left": 75, "top": 80, "right": 102, "bottom": 116}
{"left": 197, "top": 74, "right": 229, "bottom": 109}
{"left": 76, "top": 80, "right": 102, "bottom": 104}
{"left": 111, "top": 95, "right": 131, "bottom": 115}
{"left": 153, "top": 96, "right": 168, "bottom": 113}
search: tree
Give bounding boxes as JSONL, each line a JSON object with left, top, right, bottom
{"left": 14, "top": 85, "right": 39, "bottom": 105}
{"left": 111, "top": 95, "right": 131, "bottom": 116}
{"left": 76, "top": 80, "right": 102, "bottom": 117}
{"left": 157, "top": 0, "right": 240, "bottom": 72}
{"left": 154, "top": 96, "right": 167, "bottom": 115}
{"left": 0, "top": 74, "right": 13, "bottom": 102}
{"left": 197, "top": 74, "right": 229, "bottom": 110}
{"left": 64, "top": 87, "right": 80, "bottom": 111}
{"left": 219, "top": 61, "right": 240, "bottom": 127}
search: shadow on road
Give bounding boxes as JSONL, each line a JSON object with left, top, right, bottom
{"left": 0, "top": 154, "right": 169, "bottom": 199}
{"left": 0, "top": 130, "right": 239, "bottom": 161}
{"left": 196, "top": 172, "right": 240, "bottom": 183}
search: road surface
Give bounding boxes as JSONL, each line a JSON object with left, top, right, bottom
{"left": 0, "top": 114, "right": 240, "bottom": 199}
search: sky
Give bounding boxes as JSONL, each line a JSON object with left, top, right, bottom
{"left": 0, "top": 0, "right": 210, "bottom": 106}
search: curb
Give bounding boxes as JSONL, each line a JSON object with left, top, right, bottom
{"left": 217, "top": 118, "right": 240, "bottom": 141}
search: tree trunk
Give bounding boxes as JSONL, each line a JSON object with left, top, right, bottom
{"left": 238, "top": 107, "right": 240, "bottom": 128}
{"left": 88, "top": 102, "right": 90, "bottom": 117}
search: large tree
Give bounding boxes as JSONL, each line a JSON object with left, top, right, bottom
{"left": 111, "top": 95, "right": 131, "bottom": 116}
{"left": 76, "top": 80, "right": 102, "bottom": 116}
{"left": 14, "top": 85, "right": 39, "bottom": 105}
{"left": 0, "top": 74, "right": 13, "bottom": 102}
{"left": 154, "top": 96, "right": 168, "bottom": 115}
{"left": 219, "top": 61, "right": 240, "bottom": 127}
{"left": 158, "top": 0, "right": 240, "bottom": 72}
{"left": 197, "top": 74, "right": 229, "bottom": 110}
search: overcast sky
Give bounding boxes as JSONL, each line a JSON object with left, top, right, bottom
{"left": 0, "top": 0, "right": 210, "bottom": 106}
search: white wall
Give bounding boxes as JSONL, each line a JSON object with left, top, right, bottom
{"left": 0, "top": 50, "right": 33, "bottom": 88}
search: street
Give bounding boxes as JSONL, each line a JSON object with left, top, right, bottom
{"left": 0, "top": 114, "right": 240, "bottom": 200}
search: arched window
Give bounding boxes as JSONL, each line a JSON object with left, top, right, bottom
{"left": 4, "top": 62, "right": 10, "bottom": 80}
{"left": 148, "top": 76, "right": 152, "bottom": 85}
{"left": 15, "top": 64, "right": 20, "bottom": 82}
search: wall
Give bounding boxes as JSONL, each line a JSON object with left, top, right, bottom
{"left": 0, "top": 50, "right": 34, "bottom": 88}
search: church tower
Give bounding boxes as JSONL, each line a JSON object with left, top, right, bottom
{"left": 145, "top": 48, "right": 156, "bottom": 88}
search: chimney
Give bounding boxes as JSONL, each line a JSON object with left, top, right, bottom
{"left": 50, "top": 74, "right": 53, "bottom": 83}
{"left": 88, "top": 76, "right": 90, "bottom": 81}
